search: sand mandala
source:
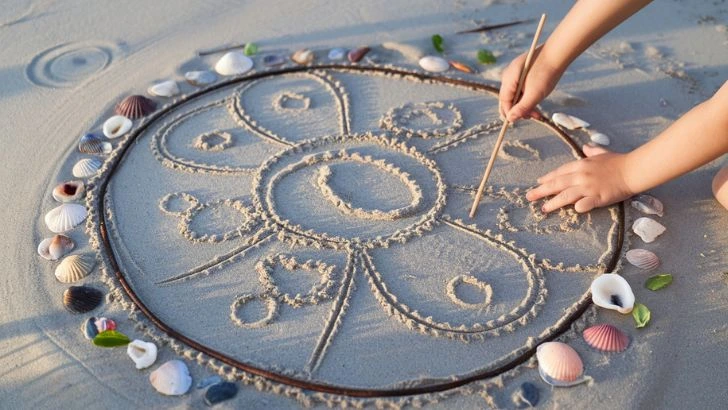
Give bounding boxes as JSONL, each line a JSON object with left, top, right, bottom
{"left": 71, "top": 64, "right": 625, "bottom": 404}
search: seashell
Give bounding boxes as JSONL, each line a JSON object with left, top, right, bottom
{"left": 103, "top": 115, "right": 133, "bottom": 139}
{"left": 347, "top": 46, "right": 370, "bottom": 63}
{"left": 511, "top": 382, "right": 539, "bottom": 408}
{"left": 625, "top": 249, "right": 660, "bottom": 270}
{"left": 185, "top": 70, "right": 217, "bottom": 86}
{"left": 37, "top": 234, "right": 75, "bottom": 260}
{"left": 214, "top": 51, "right": 254, "bottom": 76}
{"left": 78, "top": 133, "right": 111, "bottom": 155}
{"left": 52, "top": 180, "right": 85, "bottom": 202}
{"left": 95, "top": 317, "right": 116, "bottom": 332}
{"left": 44, "top": 203, "right": 87, "bottom": 233}
{"left": 449, "top": 60, "right": 474, "bottom": 74}
{"left": 328, "top": 48, "right": 347, "bottom": 60}
{"left": 197, "top": 375, "right": 223, "bottom": 389}
{"left": 72, "top": 158, "right": 103, "bottom": 178}
{"left": 291, "top": 48, "right": 315, "bottom": 65}
{"left": 551, "top": 112, "right": 590, "bottom": 130}
{"left": 632, "top": 217, "right": 666, "bottom": 243}
{"left": 418, "top": 55, "right": 449, "bottom": 72}
{"left": 536, "top": 342, "right": 585, "bottom": 386}
{"left": 115, "top": 95, "right": 156, "bottom": 119}
{"left": 591, "top": 273, "right": 635, "bottom": 314}
{"left": 82, "top": 316, "right": 98, "bottom": 340}
{"left": 127, "top": 339, "right": 158, "bottom": 370}
{"left": 262, "top": 54, "right": 286, "bottom": 67}
{"left": 55, "top": 253, "right": 96, "bottom": 283}
{"left": 204, "top": 381, "right": 238, "bottom": 406}
{"left": 631, "top": 194, "right": 664, "bottom": 217}
{"left": 583, "top": 324, "right": 630, "bottom": 352}
{"left": 589, "top": 132, "right": 611, "bottom": 146}
{"left": 149, "top": 360, "right": 192, "bottom": 396}
{"left": 63, "top": 285, "right": 103, "bottom": 313}
{"left": 147, "top": 80, "right": 180, "bottom": 98}
{"left": 381, "top": 42, "right": 424, "bottom": 61}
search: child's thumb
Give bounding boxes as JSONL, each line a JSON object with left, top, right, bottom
{"left": 506, "top": 92, "right": 541, "bottom": 122}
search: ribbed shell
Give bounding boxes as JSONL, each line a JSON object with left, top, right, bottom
{"left": 63, "top": 285, "right": 103, "bottom": 313}
{"left": 115, "top": 95, "right": 156, "bottom": 119}
{"left": 72, "top": 158, "right": 103, "bottom": 178}
{"left": 583, "top": 324, "right": 630, "bottom": 352}
{"left": 52, "top": 180, "right": 85, "bottom": 202}
{"left": 78, "top": 133, "right": 111, "bottom": 155}
{"left": 44, "top": 203, "right": 87, "bottom": 233}
{"left": 37, "top": 234, "right": 75, "bottom": 260}
{"left": 55, "top": 254, "right": 96, "bottom": 283}
{"left": 536, "top": 342, "right": 584, "bottom": 384}
{"left": 625, "top": 249, "right": 660, "bottom": 270}
{"left": 631, "top": 194, "right": 664, "bottom": 217}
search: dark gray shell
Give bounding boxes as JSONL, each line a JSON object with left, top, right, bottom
{"left": 82, "top": 316, "right": 98, "bottom": 339}
{"left": 63, "top": 286, "right": 103, "bottom": 313}
{"left": 204, "top": 381, "right": 238, "bottom": 406}
{"left": 511, "top": 382, "right": 539, "bottom": 408}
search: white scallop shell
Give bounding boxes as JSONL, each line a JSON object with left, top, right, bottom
{"left": 625, "top": 249, "right": 660, "bottom": 270}
{"left": 55, "top": 254, "right": 96, "bottom": 283}
{"left": 214, "top": 51, "right": 253, "bottom": 76}
{"left": 44, "top": 203, "right": 87, "bottom": 233}
{"left": 552, "top": 113, "right": 590, "bottom": 130}
{"left": 632, "top": 217, "right": 666, "bottom": 243}
{"left": 184, "top": 70, "right": 217, "bottom": 86}
{"left": 147, "top": 80, "right": 180, "bottom": 98}
{"left": 72, "top": 158, "right": 103, "bottom": 178}
{"left": 631, "top": 194, "right": 664, "bottom": 217}
{"left": 37, "top": 234, "right": 75, "bottom": 260}
{"left": 589, "top": 132, "right": 611, "bottom": 146}
{"left": 103, "top": 115, "right": 133, "bottom": 139}
{"left": 591, "top": 273, "right": 635, "bottom": 314}
{"left": 127, "top": 339, "right": 158, "bottom": 370}
{"left": 149, "top": 360, "right": 192, "bottom": 396}
{"left": 418, "top": 55, "right": 449, "bottom": 73}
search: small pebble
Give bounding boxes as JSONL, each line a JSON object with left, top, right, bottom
{"left": 205, "top": 381, "right": 238, "bottom": 406}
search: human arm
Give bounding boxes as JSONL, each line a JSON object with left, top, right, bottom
{"left": 499, "top": 0, "right": 653, "bottom": 121}
{"left": 526, "top": 81, "right": 728, "bottom": 213}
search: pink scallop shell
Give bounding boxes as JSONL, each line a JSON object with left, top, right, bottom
{"left": 625, "top": 249, "right": 660, "bottom": 270}
{"left": 536, "top": 342, "right": 584, "bottom": 385}
{"left": 583, "top": 324, "right": 630, "bottom": 353}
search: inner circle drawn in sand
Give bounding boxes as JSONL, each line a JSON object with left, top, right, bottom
{"left": 90, "top": 65, "right": 624, "bottom": 399}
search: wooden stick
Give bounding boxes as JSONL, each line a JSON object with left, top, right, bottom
{"left": 469, "top": 13, "right": 547, "bottom": 218}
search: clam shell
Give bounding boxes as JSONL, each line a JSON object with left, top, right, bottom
{"left": 72, "top": 158, "right": 103, "bottom": 178}
{"left": 381, "top": 41, "right": 424, "bottom": 61}
{"left": 204, "top": 381, "right": 238, "bottom": 406}
{"left": 44, "top": 203, "right": 87, "bottom": 233}
{"left": 127, "top": 339, "right": 158, "bottom": 370}
{"left": 95, "top": 317, "right": 116, "bottom": 332}
{"left": 147, "top": 80, "right": 180, "bottom": 98}
{"left": 536, "top": 342, "right": 585, "bottom": 386}
{"left": 347, "top": 46, "right": 370, "bottom": 63}
{"left": 632, "top": 217, "right": 666, "bottom": 243}
{"left": 591, "top": 273, "right": 635, "bottom": 314}
{"left": 82, "top": 316, "right": 98, "bottom": 339}
{"left": 214, "top": 51, "right": 253, "bottom": 76}
{"left": 184, "top": 70, "right": 217, "bottom": 86}
{"left": 63, "top": 285, "right": 103, "bottom": 313}
{"left": 631, "top": 194, "right": 664, "bottom": 217}
{"left": 52, "top": 180, "right": 85, "bottom": 202}
{"left": 55, "top": 254, "right": 96, "bottom": 283}
{"left": 449, "top": 60, "right": 474, "bottom": 73}
{"left": 78, "top": 133, "right": 111, "bottom": 155}
{"left": 552, "top": 112, "right": 590, "bottom": 130}
{"left": 37, "top": 234, "right": 75, "bottom": 260}
{"left": 262, "top": 54, "right": 286, "bottom": 67}
{"left": 418, "top": 55, "right": 449, "bottom": 72}
{"left": 583, "top": 324, "right": 630, "bottom": 352}
{"left": 103, "top": 115, "right": 133, "bottom": 139}
{"left": 328, "top": 47, "right": 347, "bottom": 60}
{"left": 589, "top": 132, "right": 611, "bottom": 146}
{"left": 149, "top": 360, "right": 192, "bottom": 396}
{"left": 291, "top": 48, "right": 315, "bottom": 65}
{"left": 115, "top": 95, "right": 156, "bottom": 119}
{"left": 625, "top": 249, "right": 660, "bottom": 270}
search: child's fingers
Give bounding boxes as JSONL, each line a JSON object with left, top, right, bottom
{"left": 536, "top": 160, "right": 582, "bottom": 184}
{"left": 541, "top": 187, "right": 583, "bottom": 213}
{"left": 506, "top": 88, "right": 543, "bottom": 122}
{"left": 526, "top": 174, "right": 577, "bottom": 201}
{"left": 574, "top": 196, "right": 600, "bottom": 213}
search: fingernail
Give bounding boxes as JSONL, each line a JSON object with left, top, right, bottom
{"left": 585, "top": 142, "right": 597, "bottom": 147}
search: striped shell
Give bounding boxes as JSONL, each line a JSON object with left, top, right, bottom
{"left": 631, "top": 194, "right": 664, "bottom": 217}
{"left": 72, "top": 158, "right": 103, "bottom": 178}
{"left": 63, "top": 285, "right": 103, "bottom": 313}
{"left": 55, "top": 254, "right": 96, "bottom": 283}
{"left": 115, "top": 95, "right": 156, "bottom": 119}
{"left": 625, "top": 249, "right": 660, "bottom": 270}
{"left": 552, "top": 112, "right": 590, "bottom": 130}
{"left": 37, "top": 234, "right": 75, "bottom": 260}
{"left": 103, "top": 115, "right": 132, "bottom": 139}
{"left": 583, "top": 324, "right": 630, "bottom": 352}
{"left": 44, "top": 203, "right": 87, "bottom": 233}
{"left": 52, "top": 180, "right": 85, "bottom": 202}
{"left": 536, "top": 342, "right": 585, "bottom": 386}
{"left": 78, "top": 133, "right": 111, "bottom": 155}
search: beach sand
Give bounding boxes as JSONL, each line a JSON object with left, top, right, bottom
{"left": 2, "top": 0, "right": 728, "bottom": 408}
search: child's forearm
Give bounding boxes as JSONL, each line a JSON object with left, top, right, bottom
{"left": 623, "top": 82, "right": 728, "bottom": 194}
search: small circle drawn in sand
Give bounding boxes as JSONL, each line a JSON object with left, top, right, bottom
{"left": 26, "top": 42, "right": 113, "bottom": 88}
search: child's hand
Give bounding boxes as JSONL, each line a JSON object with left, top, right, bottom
{"left": 498, "top": 48, "right": 564, "bottom": 122}
{"left": 526, "top": 145, "right": 635, "bottom": 213}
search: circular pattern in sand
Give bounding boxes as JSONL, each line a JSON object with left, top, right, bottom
{"left": 26, "top": 41, "right": 113, "bottom": 88}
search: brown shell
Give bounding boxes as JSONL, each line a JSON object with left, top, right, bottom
{"left": 449, "top": 60, "right": 474, "bottom": 74}
{"left": 348, "top": 46, "right": 370, "bottom": 63}
{"left": 52, "top": 180, "right": 85, "bottom": 202}
{"left": 115, "top": 95, "right": 156, "bottom": 119}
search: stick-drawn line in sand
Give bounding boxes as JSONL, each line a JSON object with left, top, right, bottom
{"left": 25, "top": 41, "right": 114, "bottom": 88}
{"left": 379, "top": 101, "right": 464, "bottom": 139}
{"left": 446, "top": 274, "right": 493, "bottom": 309}
{"left": 256, "top": 253, "right": 338, "bottom": 308}
{"left": 230, "top": 293, "right": 279, "bottom": 328}
{"left": 427, "top": 120, "right": 501, "bottom": 154}
{"left": 498, "top": 140, "right": 541, "bottom": 162}
{"left": 89, "top": 64, "right": 625, "bottom": 398}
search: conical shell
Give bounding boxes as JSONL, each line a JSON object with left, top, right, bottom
{"left": 37, "top": 234, "right": 75, "bottom": 260}
{"left": 631, "top": 194, "right": 664, "bottom": 217}
{"left": 149, "top": 360, "right": 192, "bottom": 396}
{"left": 591, "top": 273, "right": 635, "bottom": 314}
{"left": 72, "top": 158, "right": 103, "bottom": 178}
{"left": 347, "top": 46, "right": 370, "bottom": 63}
{"left": 536, "top": 342, "right": 585, "bottom": 386}
{"left": 632, "top": 217, "right": 666, "bottom": 243}
{"left": 418, "top": 55, "right": 449, "bottom": 72}
{"left": 583, "top": 324, "right": 630, "bottom": 352}
{"left": 625, "top": 249, "right": 660, "bottom": 270}
{"left": 52, "top": 180, "right": 85, "bottom": 202}
{"left": 63, "top": 285, "right": 103, "bottom": 313}
{"left": 552, "top": 113, "right": 590, "bottom": 130}
{"left": 291, "top": 48, "right": 315, "bottom": 65}
{"left": 103, "top": 115, "right": 133, "bottom": 139}
{"left": 184, "top": 70, "right": 217, "bottom": 86}
{"left": 147, "top": 80, "right": 180, "bottom": 98}
{"left": 127, "top": 339, "right": 158, "bottom": 370}
{"left": 78, "top": 134, "right": 111, "bottom": 155}
{"left": 115, "top": 95, "right": 156, "bottom": 119}
{"left": 44, "top": 203, "right": 87, "bottom": 233}
{"left": 55, "top": 254, "right": 96, "bottom": 283}
{"left": 214, "top": 51, "right": 253, "bottom": 76}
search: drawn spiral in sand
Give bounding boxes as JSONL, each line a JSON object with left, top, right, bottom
{"left": 89, "top": 65, "right": 624, "bottom": 399}
{"left": 26, "top": 42, "right": 113, "bottom": 88}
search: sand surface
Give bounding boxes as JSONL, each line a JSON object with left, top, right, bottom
{"left": 2, "top": 0, "right": 728, "bottom": 408}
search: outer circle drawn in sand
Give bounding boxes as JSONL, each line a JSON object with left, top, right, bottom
{"left": 26, "top": 42, "right": 113, "bottom": 88}
{"left": 93, "top": 65, "right": 625, "bottom": 397}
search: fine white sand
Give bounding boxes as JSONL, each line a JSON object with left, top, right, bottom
{"left": 2, "top": 0, "right": 728, "bottom": 408}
